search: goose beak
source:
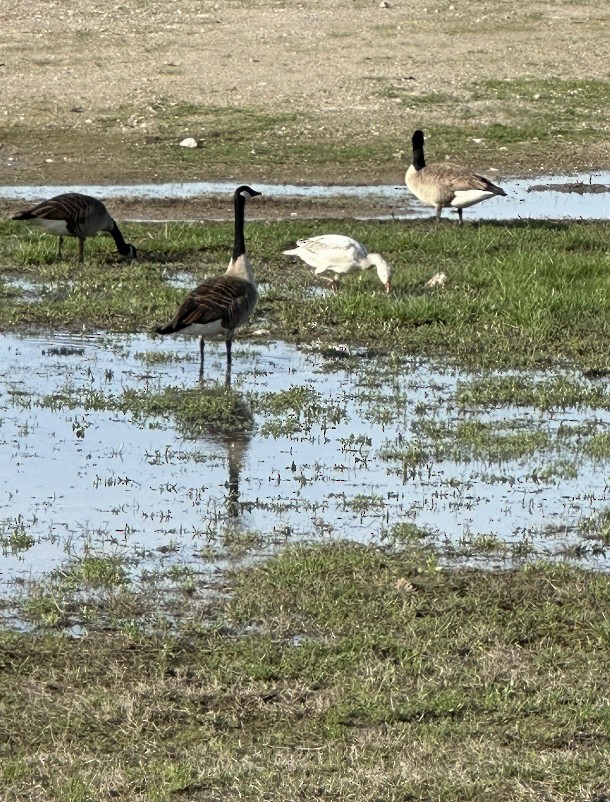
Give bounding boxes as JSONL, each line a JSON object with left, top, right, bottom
{"left": 385, "top": 280, "right": 391, "bottom": 294}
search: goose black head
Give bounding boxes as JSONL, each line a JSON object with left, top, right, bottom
{"left": 235, "top": 185, "right": 262, "bottom": 201}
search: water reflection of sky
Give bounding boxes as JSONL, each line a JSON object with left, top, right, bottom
{"left": 1, "top": 172, "right": 608, "bottom": 221}
{"left": 0, "top": 333, "right": 608, "bottom": 583}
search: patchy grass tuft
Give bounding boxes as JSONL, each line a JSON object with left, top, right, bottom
{"left": 3, "top": 542, "right": 610, "bottom": 800}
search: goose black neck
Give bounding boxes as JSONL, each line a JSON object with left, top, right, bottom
{"left": 412, "top": 130, "right": 426, "bottom": 171}
{"left": 232, "top": 191, "right": 246, "bottom": 261}
{"left": 109, "top": 221, "right": 132, "bottom": 256}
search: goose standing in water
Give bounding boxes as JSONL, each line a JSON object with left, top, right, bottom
{"left": 283, "top": 234, "right": 392, "bottom": 293}
{"left": 12, "top": 192, "right": 137, "bottom": 262}
{"left": 405, "top": 130, "right": 507, "bottom": 224}
{"left": 155, "top": 185, "right": 261, "bottom": 382}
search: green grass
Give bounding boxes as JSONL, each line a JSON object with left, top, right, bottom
{"left": 383, "top": 419, "right": 552, "bottom": 466}
{"left": 3, "top": 541, "right": 610, "bottom": 800}
{"left": 2, "top": 217, "right": 608, "bottom": 372}
{"left": 0, "top": 102, "right": 404, "bottom": 185}
{"left": 384, "top": 77, "right": 610, "bottom": 172}
{"left": 0, "top": 516, "right": 36, "bottom": 556}
{"left": 254, "top": 385, "right": 348, "bottom": 437}
{"left": 27, "top": 383, "right": 255, "bottom": 438}
{"left": 3, "top": 76, "right": 610, "bottom": 184}
{"left": 456, "top": 375, "right": 610, "bottom": 410}
{"left": 379, "top": 404, "right": 610, "bottom": 476}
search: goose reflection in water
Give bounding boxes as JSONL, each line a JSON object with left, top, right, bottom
{"left": 194, "top": 390, "right": 253, "bottom": 524}
{"left": 222, "top": 430, "right": 251, "bottom": 520}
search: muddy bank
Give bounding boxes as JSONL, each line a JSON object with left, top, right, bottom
{"left": 528, "top": 181, "right": 610, "bottom": 195}
{"left": 0, "top": 193, "right": 409, "bottom": 224}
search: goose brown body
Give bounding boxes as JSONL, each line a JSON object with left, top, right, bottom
{"left": 158, "top": 274, "right": 257, "bottom": 339}
{"left": 405, "top": 130, "right": 507, "bottom": 224}
{"left": 155, "top": 185, "right": 261, "bottom": 381}
{"left": 12, "top": 192, "right": 137, "bottom": 262}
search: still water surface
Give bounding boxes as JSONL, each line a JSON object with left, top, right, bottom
{"left": 0, "top": 333, "right": 608, "bottom": 584}
{"left": 1, "top": 172, "right": 608, "bottom": 221}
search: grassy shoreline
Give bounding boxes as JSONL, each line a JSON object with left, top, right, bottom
{"left": 1, "top": 217, "right": 608, "bottom": 371}
{"left": 2, "top": 541, "right": 610, "bottom": 801}
{"left": 2, "top": 3, "right": 609, "bottom": 796}
{"left": 3, "top": 76, "right": 610, "bottom": 186}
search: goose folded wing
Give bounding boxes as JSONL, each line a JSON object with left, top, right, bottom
{"left": 300, "top": 235, "right": 364, "bottom": 256}
{"left": 438, "top": 164, "right": 501, "bottom": 192}
{"left": 18, "top": 197, "right": 77, "bottom": 220}
{"left": 461, "top": 172, "right": 502, "bottom": 192}
{"left": 175, "top": 276, "right": 254, "bottom": 329}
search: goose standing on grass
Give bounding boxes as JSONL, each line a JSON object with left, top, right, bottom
{"left": 283, "top": 234, "right": 392, "bottom": 293}
{"left": 12, "top": 192, "right": 137, "bottom": 263}
{"left": 405, "top": 130, "right": 507, "bottom": 224}
{"left": 155, "top": 185, "right": 261, "bottom": 382}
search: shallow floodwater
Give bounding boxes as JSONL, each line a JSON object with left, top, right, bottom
{"left": 1, "top": 172, "right": 609, "bottom": 221}
{"left": 0, "top": 332, "right": 609, "bottom": 585}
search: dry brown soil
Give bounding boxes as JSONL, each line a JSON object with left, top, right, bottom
{"left": 1, "top": 0, "right": 608, "bottom": 219}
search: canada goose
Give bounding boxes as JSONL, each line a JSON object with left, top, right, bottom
{"left": 12, "top": 192, "right": 137, "bottom": 262}
{"left": 283, "top": 234, "right": 392, "bottom": 293}
{"left": 405, "top": 130, "right": 507, "bottom": 224}
{"left": 155, "top": 185, "right": 261, "bottom": 381}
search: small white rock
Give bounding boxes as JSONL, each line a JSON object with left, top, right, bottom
{"left": 424, "top": 272, "right": 447, "bottom": 288}
{"left": 179, "top": 137, "right": 198, "bottom": 148}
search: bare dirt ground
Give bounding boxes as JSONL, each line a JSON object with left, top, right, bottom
{"left": 1, "top": 0, "right": 609, "bottom": 219}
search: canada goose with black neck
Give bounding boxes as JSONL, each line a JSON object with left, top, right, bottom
{"left": 405, "top": 130, "right": 507, "bottom": 224}
{"left": 12, "top": 192, "right": 137, "bottom": 262}
{"left": 155, "top": 185, "right": 261, "bottom": 382}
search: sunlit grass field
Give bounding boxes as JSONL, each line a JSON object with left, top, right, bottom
{"left": 1, "top": 216, "right": 609, "bottom": 371}
{"left": 3, "top": 76, "right": 610, "bottom": 184}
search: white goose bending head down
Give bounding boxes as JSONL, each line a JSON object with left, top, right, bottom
{"left": 405, "top": 129, "right": 507, "bottom": 224}
{"left": 155, "top": 185, "right": 261, "bottom": 382}
{"left": 283, "top": 234, "right": 392, "bottom": 293}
